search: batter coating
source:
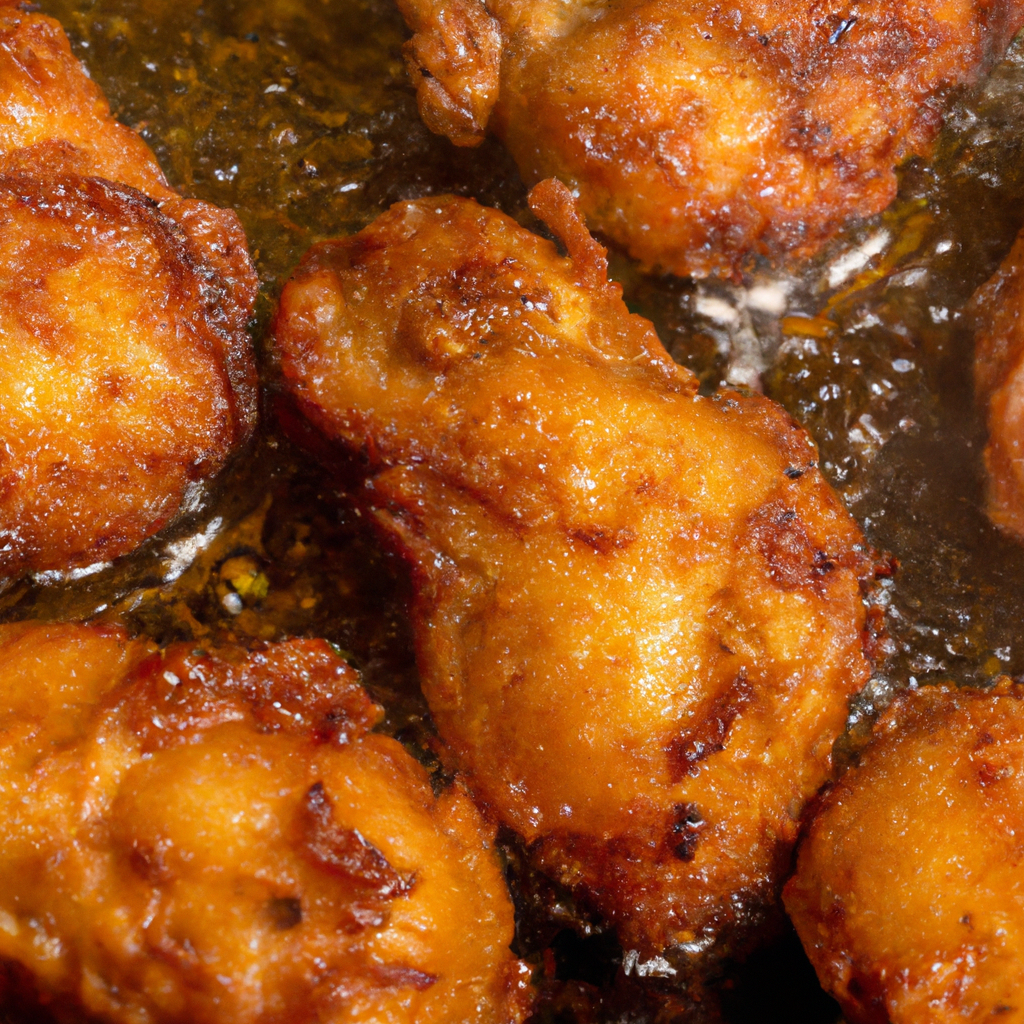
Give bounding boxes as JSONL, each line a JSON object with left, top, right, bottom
{"left": 273, "top": 183, "right": 881, "bottom": 960}
{"left": 0, "top": 621, "right": 529, "bottom": 1024}
{"left": 785, "top": 683, "right": 1024, "bottom": 1024}
{"left": 973, "top": 229, "right": 1024, "bottom": 540}
{"left": 399, "top": 0, "right": 1024, "bottom": 276}
{"left": 0, "top": 3, "right": 257, "bottom": 578}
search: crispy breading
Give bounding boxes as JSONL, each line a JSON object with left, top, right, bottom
{"left": 272, "top": 183, "right": 880, "bottom": 960}
{"left": 399, "top": 0, "right": 1024, "bottom": 275}
{"left": 0, "top": 621, "right": 530, "bottom": 1024}
{"left": 0, "top": 4, "right": 257, "bottom": 578}
{"left": 785, "top": 682, "right": 1024, "bottom": 1024}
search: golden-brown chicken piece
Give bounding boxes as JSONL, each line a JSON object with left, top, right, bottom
{"left": 0, "top": 3, "right": 257, "bottom": 578}
{"left": 785, "top": 682, "right": 1024, "bottom": 1024}
{"left": 0, "top": 2, "right": 255, "bottom": 291}
{"left": 0, "top": 621, "right": 530, "bottom": 1024}
{"left": 399, "top": 0, "right": 1024, "bottom": 276}
{"left": 272, "top": 182, "right": 881, "bottom": 961}
{"left": 972, "top": 230, "right": 1024, "bottom": 539}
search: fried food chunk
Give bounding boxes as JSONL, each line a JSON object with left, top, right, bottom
{"left": 0, "top": 621, "right": 530, "bottom": 1024}
{"left": 272, "top": 182, "right": 879, "bottom": 960}
{"left": 785, "top": 683, "right": 1024, "bottom": 1024}
{"left": 0, "top": 3, "right": 257, "bottom": 578}
{"left": 398, "top": 0, "right": 1024, "bottom": 276}
{"left": 972, "top": 230, "right": 1024, "bottom": 539}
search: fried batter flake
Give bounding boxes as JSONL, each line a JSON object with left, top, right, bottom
{"left": 972, "top": 229, "right": 1024, "bottom": 540}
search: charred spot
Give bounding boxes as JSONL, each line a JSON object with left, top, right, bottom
{"left": 861, "top": 548, "right": 897, "bottom": 590}
{"left": 843, "top": 967, "right": 890, "bottom": 1019}
{"left": 299, "top": 781, "right": 412, "bottom": 931}
{"left": 825, "top": 898, "right": 846, "bottom": 930}
{"left": 570, "top": 524, "right": 636, "bottom": 554}
{"left": 977, "top": 761, "right": 1011, "bottom": 787}
{"left": 975, "top": 730, "right": 996, "bottom": 749}
{"left": 100, "top": 372, "right": 130, "bottom": 400}
{"left": 813, "top": 550, "right": 835, "bottom": 575}
{"left": 372, "top": 963, "right": 438, "bottom": 991}
{"left": 507, "top": 668, "right": 527, "bottom": 689}
{"left": 748, "top": 501, "right": 839, "bottom": 594}
{"left": 670, "top": 803, "right": 705, "bottom": 862}
{"left": 668, "top": 671, "right": 754, "bottom": 779}
{"left": 783, "top": 466, "right": 805, "bottom": 479}
{"left": 128, "top": 841, "right": 172, "bottom": 884}
{"left": 267, "top": 896, "right": 303, "bottom": 930}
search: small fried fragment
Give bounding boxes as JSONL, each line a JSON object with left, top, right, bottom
{"left": 785, "top": 682, "right": 1024, "bottom": 1024}
{"left": 398, "top": 0, "right": 1024, "bottom": 275}
{"left": 973, "top": 230, "right": 1024, "bottom": 539}
{"left": 0, "top": 3, "right": 257, "bottom": 578}
{"left": 0, "top": 621, "right": 530, "bottom": 1024}
{"left": 273, "top": 184, "right": 880, "bottom": 961}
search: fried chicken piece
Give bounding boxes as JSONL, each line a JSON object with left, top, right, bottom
{"left": 0, "top": 3, "right": 257, "bottom": 578}
{"left": 0, "top": 621, "right": 530, "bottom": 1024}
{"left": 272, "top": 181, "right": 881, "bottom": 961}
{"left": 398, "top": 0, "right": 1024, "bottom": 276}
{"left": 784, "top": 683, "right": 1024, "bottom": 1024}
{"left": 972, "top": 230, "right": 1024, "bottom": 539}
{"left": 0, "top": 2, "right": 255, "bottom": 291}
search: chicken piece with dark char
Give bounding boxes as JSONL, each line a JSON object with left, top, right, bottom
{"left": 398, "top": 0, "right": 1024, "bottom": 276}
{"left": 785, "top": 682, "right": 1024, "bottom": 1024}
{"left": 0, "top": 620, "right": 531, "bottom": 1024}
{"left": 0, "top": 2, "right": 257, "bottom": 579}
{"left": 272, "top": 180, "right": 884, "bottom": 966}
